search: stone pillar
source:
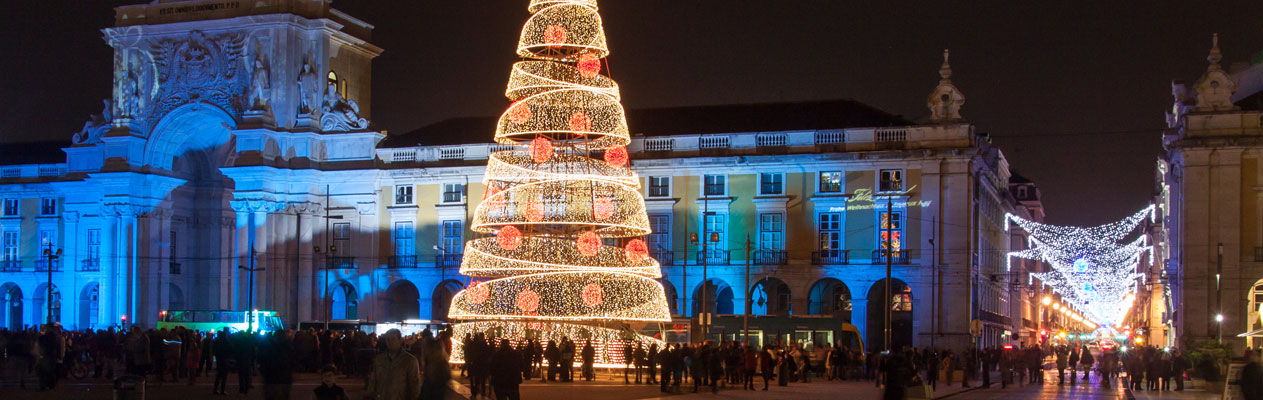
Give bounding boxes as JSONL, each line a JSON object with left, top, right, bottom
{"left": 850, "top": 298, "right": 868, "bottom": 350}
{"left": 232, "top": 211, "right": 250, "bottom": 310}
{"left": 62, "top": 212, "right": 80, "bottom": 329}
{"left": 296, "top": 205, "right": 316, "bottom": 323}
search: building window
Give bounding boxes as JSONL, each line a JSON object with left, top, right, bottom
{"left": 327, "top": 70, "right": 346, "bottom": 98}
{"left": 818, "top": 213, "right": 841, "bottom": 252}
{"left": 441, "top": 220, "right": 463, "bottom": 254}
{"left": 704, "top": 212, "right": 725, "bottom": 250}
{"left": 333, "top": 222, "right": 351, "bottom": 253}
{"left": 87, "top": 229, "right": 100, "bottom": 262}
{"left": 442, "top": 183, "right": 464, "bottom": 203}
{"left": 878, "top": 210, "right": 904, "bottom": 253}
{"left": 703, "top": 175, "right": 726, "bottom": 197}
{"left": 759, "top": 173, "right": 784, "bottom": 195}
{"left": 647, "top": 214, "right": 671, "bottom": 260}
{"left": 648, "top": 177, "right": 670, "bottom": 198}
{"left": 3, "top": 231, "right": 17, "bottom": 261}
{"left": 1017, "top": 186, "right": 1028, "bottom": 199}
{"left": 39, "top": 230, "right": 55, "bottom": 247}
{"left": 395, "top": 185, "right": 414, "bottom": 205}
{"left": 879, "top": 169, "right": 904, "bottom": 192}
{"left": 2, "top": 199, "right": 16, "bottom": 216}
{"left": 394, "top": 222, "right": 415, "bottom": 256}
{"left": 759, "top": 213, "right": 783, "bottom": 250}
{"left": 819, "top": 171, "right": 842, "bottom": 193}
{"left": 39, "top": 198, "right": 56, "bottom": 216}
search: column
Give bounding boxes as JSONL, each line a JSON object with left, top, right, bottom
{"left": 297, "top": 210, "right": 315, "bottom": 323}
{"left": 62, "top": 212, "right": 80, "bottom": 329}
{"left": 850, "top": 298, "right": 868, "bottom": 350}
{"left": 232, "top": 210, "right": 250, "bottom": 310}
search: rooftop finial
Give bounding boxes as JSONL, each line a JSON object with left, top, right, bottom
{"left": 939, "top": 49, "right": 952, "bottom": 80}
{"left": 1208, "top": 33, "right": 1223, "bottom": 66}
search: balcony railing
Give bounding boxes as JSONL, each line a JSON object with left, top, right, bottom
{"left": 436, "top": 254, "right": 463, "bottom": 268}
{"left": 442, "top": 192, "right": 463, "bottom": 203}
{"left": 812, "top": 250, "right": 851, "bottom": 265}
{"left": 169, "top": 262, "right": 182, "bottom": 275}
{"left": 326, "top": 256, "right": 355, "bottom": 270}
{"left": 1, "top": 260, "right": 20, "bottom": 272}
{"left": 753, "top": 250, "right": 788, "bottom": 265}
{"left": 79, "top": 259, "right": 100, "bottom": 272}
{"left": 386, "top": 255, "right": 418, "bottom": 269}
{"left": 651, "top": 250, "right": 674, "bottom": 266}
{"left": 34, "top": 259, "right": 61, "bottom": 272}
{"left": 696, "top": 250, "right": 729, "bottom": 265}
{"left": 872, "top": 249, "right": 910, "bottom": 264}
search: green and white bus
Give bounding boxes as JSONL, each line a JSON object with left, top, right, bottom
{"left": 156, "top": 310, "right": 283, "bottom": 334}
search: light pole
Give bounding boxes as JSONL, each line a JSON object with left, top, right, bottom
{"left": 744, "top": 234, "right": 752, "bottom": 346}
{"left": 883, "top": 199, "right": 893, "bottom": 352}
{"left": 239, "top": 248, "right": 263, "bottom": 332}
{"left": 42, "top": 241, "right": 61, "bottom": 326}
{"left": 1217, "top": 243, "right": 1223, "bottom": 343}
{"left": 316, "top": 185, "right": 344, "bottom": 330}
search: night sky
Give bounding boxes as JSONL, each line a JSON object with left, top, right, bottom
{"left": 2, "top": 1, "right": 1261, "bottom": 226}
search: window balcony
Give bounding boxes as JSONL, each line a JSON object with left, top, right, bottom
{"left": 442, "top": 192, "right": 463, "bottom": 203}
{"left": 651, "top": 250, "right": 674, "bottom": 266}
{"left": 812, "top": 250, "right": 851, "bottom": 265}
{"left": 753, "top": 250, "right": 787, "bottom": 265}
{"left": 34, "top": 259, "right": 61, "bottom": 272}
{"left": 386, "top": 255, "right": 418, "bottom": 269}
{"left": 78, "top": 259, "right": 100, "bottom": 272}
{"left": 436, "top": 254, "right": 463, "bottom": 268}
{"left": 696, "top": 250, "right": 729, "bottom": 265}
{"left": 326, "top": 256, "right": 355, "bottom": 270}
{"left": 872, "top": 249, "right": 910, "bottom": 264}
{"left": 1, "top": 260, "right": 20, "bottom": 272}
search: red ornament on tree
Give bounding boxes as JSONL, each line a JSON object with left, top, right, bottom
{"left": 581, "top": 282, "right": 603, "bottom": 307}
{"left": 524, "top": 200, "right": 545, "bottom": 222}
{"left": 567, "top": 112, "right": 592, "bottom": 133}
{"left": 577, "top": 231, "right": 602, "bottom": 257}
{"left": 604, "top": 146, "right": 628, "bottom": 167}
{"left": 577, "top": 53, "right": 601, "bottom": 78}
{"left": 498, "top": 226, "right": 522, "bottom": 251}
{"left": 467, "top": 281, "right": 490, "bottom": 304}
{"left": 593, "top": 197, "right": 615, "bottom": 220}
{"left": 508, "top": 101, "right": 532, "bottom": 124}
{"left": 544, "top": 25, "right": 567, "bottom": 48}
{"left": 624, "top": 239, "right": 649, "bottom": 262}
{"left": 516, "top": 289, "right": 541, "bottom": 313}
{"left": 530, "top": 137, "right": 553, "bottom": 163}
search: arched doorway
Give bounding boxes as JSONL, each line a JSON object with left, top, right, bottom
{"left": 750, "top": 277, "right": 792, "bottom": 316}
{"left": 33, "top": 283, "right": 60, "bottom": 326}
{"left": 168, "top": 283, "right": 185, "bottom": 311}
{"left": 866, "top": 278, "right": 913, "bottom": 352}
{"left": 431, "top": 280, "right": 464, "bottom": 322}
{"left": 2, "top": 283, "right": 21, "bottom": 329}
{"left": 692, "top": 279, "right": 734, "bottom": 316}
{"left": 384, "top": 280, "right": 420, "bottom": 322}
{"left": 660, "top": 280, "right": 679, "bottom": 315}
{"left": 79, "top": 283, "right": 100, "bottom": 330}
{"left": 331, "top": 281, "right": 359, "bottom": 320}
{"left": 808, "top": 278, "right": 852, "bottom": 321}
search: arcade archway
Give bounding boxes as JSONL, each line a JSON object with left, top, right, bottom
{"left": 866, "top": 278, "right": 913, "bottom": 352}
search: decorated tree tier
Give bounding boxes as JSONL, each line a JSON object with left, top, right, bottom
{"left": 447, "top": 0, "right": 671, "bottom": 366}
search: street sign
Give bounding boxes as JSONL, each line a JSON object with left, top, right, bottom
{"left": 970, "top": 319, "right": 983, "bottom": 337}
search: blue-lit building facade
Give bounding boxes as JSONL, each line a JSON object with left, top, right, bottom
{"left": 0, "top": 0, "right": 1038, "bottom": 352}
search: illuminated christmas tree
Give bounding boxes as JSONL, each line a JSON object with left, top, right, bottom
{"left": 447, "top": 0, "right": 671, "bottom": 366}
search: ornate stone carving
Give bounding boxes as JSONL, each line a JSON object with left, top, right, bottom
{"left": 355, "top": 201, "right": 377, "bottom": 216}
{"left": 72, "top": 99, "right": 113, "bottom": 144}
{"left": 297, "top": 53, "right": 319, "bottom": 115}
{"left": 248, "top": 47, "right": 271, "bottom": 112}
{"left": 1194, "top": 33, "right": 1238, "bottom": 112}
{"left": 118, "top": 61, "right": 141, "bottom": 119}
{"left": 62, "top": 211, "right": 80, "bottom": 223}
{"left": 144, "top": 30, "right": 248, "bottom": 133}
{"left": 321, "top": 83, "right": 369, "bottom": 132}
{"left": 927, "top": 49, "right": 965, "bottom": 123}
{"left": 283, "top": 201, "right": 323, "bottom": 216}
{"left": 102, "top": 203, "right": 148, "bottom": 217}
{"left": 229, "top": 198, "right": 285, "bottom": 214}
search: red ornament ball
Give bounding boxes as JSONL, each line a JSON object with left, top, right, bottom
{"left": 544, "top": 25, "right": 567, "bottom": 47}
{"left": 508, "top": 101, "right": 532, "bottom": 124}
{"left": 624, "top": 239, "right": 649, "bottom": 262}
{"left": 516, "top": 289, "right": 541, "bottom": 313}
{"left": 581, "top": 282, "right": 604, "bottom": 307}
{"left": 577, "top": 53, "right": 601, "bottom": 78}
{"left": 604, "top": 146, "right": 628, "bottom": 167}
{"left": 530, "top": 137, "right": 553, "bottom": 163}
{"left": 524, "top": 200, "right": 545, "bottom": 222}
{"left": 567, "top": 112, "right": 592, "bottom": 133}
{"left": 593, "top": 197, "right": 615, "bottom": 220}
{"left": 467, "top": 281, "right": 490, "bottom": 304}
{"left": 498, "top": 226, "right": 522, "bottom": 251}
{"left": 577, "top": 231, "right": 602, "bottom": 257}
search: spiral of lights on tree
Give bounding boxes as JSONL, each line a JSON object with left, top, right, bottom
{"left": 1004, "top": 205, "right": 1155, "bottom": 327}
{"left": 447, "top": 0, "right": 671, "bottom": 368}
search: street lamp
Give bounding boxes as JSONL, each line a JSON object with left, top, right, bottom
{"left": 1216, "top": 313, "right": 1224, "bottom": 344}
{"left": 317, "top": 185, "right": 344, "bottom": 330}
{"left": 42, "top": 242, "right": 61, "bottom": 326}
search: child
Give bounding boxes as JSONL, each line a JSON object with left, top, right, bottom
{"left": 312, "top": 365, "right": 349, "bottom": 400}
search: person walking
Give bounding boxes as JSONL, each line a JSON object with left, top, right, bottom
{"left": 926, "top": 350, "right": 939, "bottom": 391}
{"left": 1079, "top": 346, "right": 1094, "bottom": 383}
{"left": 743, "top": 345, "right": 757, "bottom": 390}
{"left": 212, "top": 328, "right": 233, "bottom": 395}
{"left": 620, "top": 341, "right": 632, "bottom": 384}
{"left": 1068, "top": 347, "right": 1079, "bottom": 385}
{"left": 490, "top": 339, "right": 522, "bottom": 400}
{"left": 184, "top": 337, "right": 201, "bottom": 386}
{"left": 545, "top": 340, "right": 560, "bottom": 382}
{"left": 759, "top": 346, "right": 774, "bottom": 391}
{"left": 633, "top": 342, "right": 646, "bottom": 384}
{"left": 234, "top": 331, "right": 256, "bottom": 395}
{"left": 364, "top": 330, "right": 420, "bottom": 400}
{"left": 646, "top": 343, "right": 659, "bottom": 384}
{"left": 420, "top": 330, "right": 452, "bottom": 400}
{"left": 581, "top": 340, "right": 595, "bottom": 381}
{"left": 1172, "top": 350, "right": 1189, "bottom": 391}
{"left": 259, "top": 331, "right": 296, "bottom": 400}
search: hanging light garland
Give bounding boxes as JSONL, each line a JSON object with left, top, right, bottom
{"left": 1005, "top": 205, "right": 1154, "bottom": 327}
{"left": 449, "top": 0, "right": 669, "bottom": 366}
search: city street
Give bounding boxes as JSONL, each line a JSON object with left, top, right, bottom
{"left": 0, "top": 368, "right": 1223, "bottom": 400}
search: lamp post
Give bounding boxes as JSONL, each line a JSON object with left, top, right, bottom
{"left": 42, "top": 241, "right": 61, "bottom": 326}
{"left": 238, "top": 247, "right": 263, "bottom": 332}
{"left": 316, "top": 185, "right": 344, "bottom": 330}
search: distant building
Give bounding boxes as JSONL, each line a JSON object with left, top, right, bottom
{"left": 1162, "top": 34, "right": 1263, "bottom": 349}
{"left": 0, "top": 0, "right": 1032, "bottom": 352}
